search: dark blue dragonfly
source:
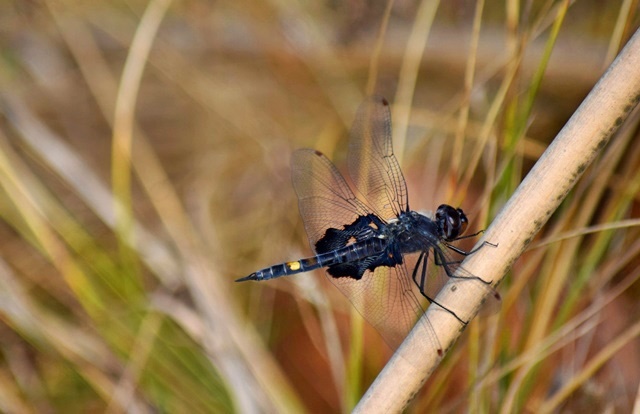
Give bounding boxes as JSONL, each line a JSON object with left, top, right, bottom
{"left": 237, "top": 96, "right": 494, "bottom": 356}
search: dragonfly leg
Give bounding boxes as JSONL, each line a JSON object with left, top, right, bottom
{"left": 411, "top": 249, "right": 467, "bottom": 325}
{"left": 411, "top": 251, "right": 426, "bottom": 292}
{"left": 436, "top": 249, "right": 492, "bottom": 285}
{"left": 444, "top": 240, "right": 498, "bottom": 256}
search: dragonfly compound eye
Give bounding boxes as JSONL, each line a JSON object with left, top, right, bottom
{"left": 435, "top": 205, "right": 469, "bottom": 241}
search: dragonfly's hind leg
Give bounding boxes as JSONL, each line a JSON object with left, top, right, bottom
{"left": 411, "top": 250, "right": 467, "bottom": 325}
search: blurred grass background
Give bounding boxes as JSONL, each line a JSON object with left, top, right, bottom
{"left": 0, "top": 0, "right": 639, "bottom": 412}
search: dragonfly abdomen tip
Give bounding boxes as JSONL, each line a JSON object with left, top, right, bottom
{"left": 235, "top": 273, "right": 258, "bottom": 282}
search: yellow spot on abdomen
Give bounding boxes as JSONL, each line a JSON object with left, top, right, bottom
{"left": 287, "top": 261, "right": 301, "bottom": 271}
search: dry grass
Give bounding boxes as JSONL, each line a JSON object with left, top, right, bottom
{"left": 0, "top": 0, "right": 639, "bottom": 412}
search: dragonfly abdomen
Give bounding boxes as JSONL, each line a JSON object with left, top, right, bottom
{"left": 237, "top": 257, "right": 323, "bottom": 282}
{"left": 317, "top": 236, "right": 387, "bottom": 266}
{"left": 236, "top": 237, "right": 387, "bottom": 282}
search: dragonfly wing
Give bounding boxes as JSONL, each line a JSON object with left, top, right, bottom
{"left": 348, "top": 95, "right": 409, "bottom": 221}
{"left": 291, "top": 148, "right": 372, "bottom": 248}
{"left": 327, "top": 257, "right": 443, "bottom": 356}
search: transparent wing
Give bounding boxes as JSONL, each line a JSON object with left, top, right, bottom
{"left": 327, "top": 257, "right": 444, "bottom": 357}
{"left": 348, "top": 95, "right": 409, "bottom": 221}
{"left": 291, "top": 148, "right": 371, "bottom": 247}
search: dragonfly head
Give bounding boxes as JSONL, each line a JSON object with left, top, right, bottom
{"left": 436, "top": 204, "right": 468, "bottom": 241}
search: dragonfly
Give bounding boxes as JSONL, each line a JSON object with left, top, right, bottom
{"left": 237, "top": 95, "right": 494, "bottom": 358}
